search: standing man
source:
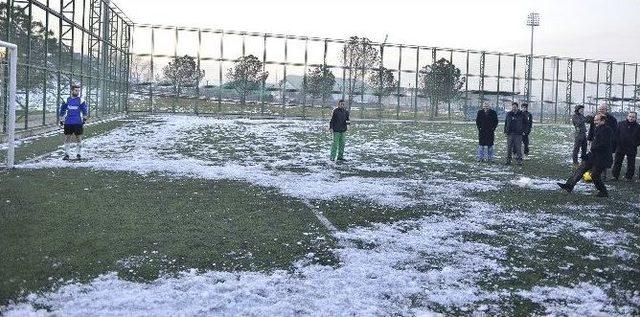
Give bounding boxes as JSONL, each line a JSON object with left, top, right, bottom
{"left": 521, "top": 103, "right": 533, "bottom": 156}
{"left": 571, "top": 105, "right": 588, "bottom": 167}
{"left": 557, "top": 113, "right": 614, "bottom": 197}
{"left": 612, "top": 111, "right": 640, "bottom": 181}
{"left": 504, "top": 102, "right": 527, "bottom": 166}
{"left": 59, "top": 84, "right": 89, "bottom": 160}
{"left": 329, "top": 99, "right": 350, "bottom": 162}
{"left": 475, "top": 102, "right": 499, "bottom": 162}
{"left": 587, "top": 104, "right": 617, "bottom": 179}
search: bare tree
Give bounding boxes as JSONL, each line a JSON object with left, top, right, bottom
{"left": 303, "top": 65, "right": 336, "bottom": 107}
{"left": 225, "top": 55, "right": 268, "bottom": 105}
{"left": 341, "top": 36, "right": 379, "bottom": 107}
{"left": 162, "top": 55, "right": 204, "bottom": 95}
{"left": 367, "top": 66, "right": 397, "bottom": 99}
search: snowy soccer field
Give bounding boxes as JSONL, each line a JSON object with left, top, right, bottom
{"left": 1, "top": 115, "right": 639, "bottom": 316}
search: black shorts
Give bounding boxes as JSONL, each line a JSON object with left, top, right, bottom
{"left": 64, "top": 124, "right": 84, "bottom": 136}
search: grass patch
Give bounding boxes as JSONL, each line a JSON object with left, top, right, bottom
{"left": 0, "top": 168, "right": 335, "bottom": 305}
{"left": 1, "top": 119, "right": 127, "bottom": 164}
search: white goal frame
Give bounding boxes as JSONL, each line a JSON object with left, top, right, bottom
{"left": 1, "top": 40, "right": 17, "bottom": 169}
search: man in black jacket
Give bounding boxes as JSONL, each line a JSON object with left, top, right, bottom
{"left": 521, "top": 103, "right": 533, "bottom": 155}
{"left": 329, "top": 99, "right": 350, "bottom": 162}
{"left": 475, "top": 102, "right": 499, "bottom": 162}
{"left": 558, "top": 114, "right": 614, "bottom": 197}
{"left": 504, "top": 102, "right": 527, "bottom": 165}
{"left": 612, "top": 111, "right": 640, "bottom": 180}
{"left": 587, "top": 104, "right": 617, "bottom": 180}
{"left": 572, "top": 105, "right": 588, "bottom": 166}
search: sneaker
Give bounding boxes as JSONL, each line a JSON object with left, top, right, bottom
{"left": 516, "top": 161, "right": 523, "bottom": 166}
{"left": 336, "top": 158, "right": 345, "bottom": 162}
{"left": 557, "top": 182, "right": 572, "bottom": 193}
{"left": 62, "top": 154, "right": 70, "bottom": 161}
{"left": 595, "top": 191, "right": 609, "bottom": 198}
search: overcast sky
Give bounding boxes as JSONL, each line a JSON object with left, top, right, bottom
{"left": 117, "top": 0, "right": 639, "bottom": 63}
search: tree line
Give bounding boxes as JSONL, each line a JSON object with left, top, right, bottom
{"left": 146, "top": 36, "right": 465, "bottom": 116}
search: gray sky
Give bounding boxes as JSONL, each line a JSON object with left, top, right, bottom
{"left": 117, "top": 0, "right": 639, "bottom": 63}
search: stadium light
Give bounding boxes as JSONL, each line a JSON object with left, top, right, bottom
{"left": 526, "top": 12, "right": 540, "bottom": 103}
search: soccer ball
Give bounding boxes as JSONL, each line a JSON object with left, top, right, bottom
{"left": 582, "top": 171, "right": 593, "bottom": 182}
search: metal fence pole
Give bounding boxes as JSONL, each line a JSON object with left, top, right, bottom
{"left": 595, "top": 61, "right": 600, "bottom": 111}
{"left": 150, "top": 27, "right": 155, "bottom": 112}
{"left": 553, "top": 57, "right": 560, "bottom": 123}
{"left": 218, "top": 30, "right": 223, "bottom": 114}
{"left": 496, "top": 53, "right": 501, "bottom": 109}
{"left": 413, "top": 47, "right": 419, "bottom": 121}
{"left": 196, "top": 28, "right": 201, "bottom": 115}
{"left": 396, "top": 45, "right": 402, "bottom": 119}
{"left": 540, "top": 57, "right": 545, "bottom": 123}
{"left": 260, "top": 34, "right": 266, "bottom": 115}
{"left": 565, "top": 59, "right": 573, "bottom": 123}
{"left": 302, "top": 38, "right": 308, "bottom": 119}
{"left": 621, "top": 63, "right": 626, "bottom": 112}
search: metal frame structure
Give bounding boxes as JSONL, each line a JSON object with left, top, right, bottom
{"left": 1, "top": 0, "right": 131, "bottom": 133}
{"left": 2, "top": 2, "right": 638, "bottom": 129}
{"left": 129, "top": 23, "right": 639, "bottom": 123}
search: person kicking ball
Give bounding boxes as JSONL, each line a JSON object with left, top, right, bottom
{"left": 59, "top": 84, "right": 89, "bottom": 160}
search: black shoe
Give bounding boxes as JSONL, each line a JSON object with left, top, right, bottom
{"left": 504, "top": 162, "right": 511, "bottom": 166}
{"left": 76, "top": 154, "right": 81, "bottom": 160}
{"left": 336, "top": 158, "right": 345, "bottom": 162}
{"left": 595, "top": 191, "right": 609, "bottom": 198}
{"left": 63, "top": 154, "right": 70, "bottom": 161}
{"left": 557, "top": 182, "right": 572, "bottom": 193}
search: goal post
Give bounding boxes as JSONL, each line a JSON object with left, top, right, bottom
{"left": 1, "top": 40, "right": 17, "bottom": 169}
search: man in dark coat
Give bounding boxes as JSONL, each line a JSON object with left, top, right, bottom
{"left": 475, "top": 102, "right": 499, "bottom": 162}
{"left": 329, "top": 99, "right": 350, "bottom": 162}
{"left": 558, "top": 113, "right": 614, "bottom": 197}
{"left": 504, "top": 102, "right": 527, "bottom": 165}
{"left": 587, "top": 104, "right": 617, "bottom": 180}
{"left": 612, "top": 111, "right": 640, "bottom": 180}
{"left": 521, "top": 103, "right": 533, "bottom": 155}
{"left": 571, "top": 105, "right": 588, "bottom": 166}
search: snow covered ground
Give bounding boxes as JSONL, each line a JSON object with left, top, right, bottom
{"left": 3, "top": 115, "right": 638, "bottom": 316}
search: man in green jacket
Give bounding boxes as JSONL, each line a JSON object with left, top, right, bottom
{"left": 329, "top": 99, "right": 350, "bottom": 162}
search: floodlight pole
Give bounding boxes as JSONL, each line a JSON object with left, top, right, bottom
{"left": 526, "top": 12, "right": 540, "bottom": 104}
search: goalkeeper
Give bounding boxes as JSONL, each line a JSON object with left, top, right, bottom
{"left": 59, "top": 84, "right": 89, "bottom": 160}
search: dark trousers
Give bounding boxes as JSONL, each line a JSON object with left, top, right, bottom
{"left": 565, "top": 159, "right": 607, "bottom": 194}
{"left": 612, "top": 149, "right": 637, "bottom": 180}
{"left": 506, "top": 134, "right": 523, "bottom": 164}
{"left": 573, "top": 136, "right": 587, "bottom": 165}
{"left": 522, "top": 134, "right": 530, "bottom": 155}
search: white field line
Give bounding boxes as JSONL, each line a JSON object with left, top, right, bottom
{"left": 301, "top": 199, "right": 338, "bottom": 233}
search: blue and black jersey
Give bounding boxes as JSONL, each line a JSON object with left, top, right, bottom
{"left": 59, "top": 97, "right": 88, "bottom": 125}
